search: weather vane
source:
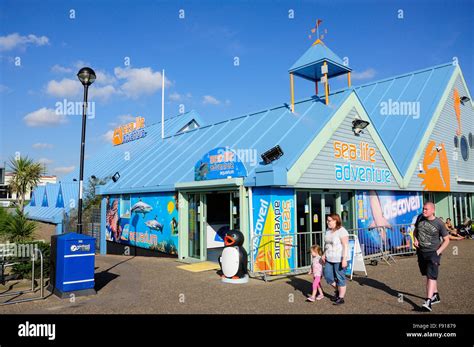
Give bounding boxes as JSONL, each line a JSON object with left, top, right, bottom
{"left": 308, "top": 19, "right": 328, "bottom": 41}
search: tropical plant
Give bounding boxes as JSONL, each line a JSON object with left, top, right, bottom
{"left": 0, "top": 207, "right": 11, "bottom": 240}
{"left": 2, "top": 208, "right": 37, "bottom": 242}
{"left": 8, "top": 156, "right": 43, "bottom": 213}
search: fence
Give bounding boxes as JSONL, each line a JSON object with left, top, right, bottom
{"left": 249, "top": 223, "right": 416, "bottom": 281}
{"left": 0, "top": 247, "right": 45, "bottom": 305}
{"left": 352, "top": 224, "right": 416, "bottom": 265}
{"left": 249, "top": 231, "right": 324, "bottom": 281}
{"left": 64, "top": 207, "right": 101, "bottom": 252}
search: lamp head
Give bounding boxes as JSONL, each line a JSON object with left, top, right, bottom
{"left": 77, "top": 67, "right": 96, "bottom": 86}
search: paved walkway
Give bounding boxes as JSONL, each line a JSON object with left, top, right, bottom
{"left": 1, "top": 240, "right": 473, "bottom": 314}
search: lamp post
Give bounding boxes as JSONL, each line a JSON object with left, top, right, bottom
{"left": 76, "top": 67, "right": 96, "bottom": 234}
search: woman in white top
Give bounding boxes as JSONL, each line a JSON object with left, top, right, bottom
{"left": 322, "top": 213, "right": 349, "bottom": 305}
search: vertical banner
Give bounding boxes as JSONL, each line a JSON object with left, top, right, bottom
{"left": 355, "top": 190, "right": 422, "bottom": 256}
{"left": 251, "top": 187, "right": 296, "bottom": 275}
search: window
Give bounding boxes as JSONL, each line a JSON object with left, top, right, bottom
{"left": 121, "top": 195, "right": 131, "bottom": 217}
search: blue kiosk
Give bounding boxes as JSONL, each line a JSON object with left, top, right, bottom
{"left": 48, "top": 232, "right": 97, "bottom": 298}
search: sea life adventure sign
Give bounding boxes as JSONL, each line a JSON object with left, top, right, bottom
{"left": 194, "top": 147, "right": 248, "bottom": 181}
{"left": 333, "top": 140, "right": 392, "bottom": 184}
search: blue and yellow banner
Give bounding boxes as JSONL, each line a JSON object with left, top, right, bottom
{"left": 252, "top": 188, "right": 296, "bottom": 275}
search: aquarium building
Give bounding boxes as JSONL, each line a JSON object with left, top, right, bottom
{"left": 26, "top": 40, "right": 474, "bottom": 272}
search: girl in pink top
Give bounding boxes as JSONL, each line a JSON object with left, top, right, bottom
{"left": 306, "top": 245, "right": 325, "bottom": 302}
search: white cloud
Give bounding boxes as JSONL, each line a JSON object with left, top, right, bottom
{"left": 101, "top": 130, "right": 114, "bottom": 142}
{"left": 117, "top": 114, "right": 136, "bottom": 123}
{"left": 73, "top": 60, "right": 90, "bottom": 69}
{"left": 46, "top": 78, "right": 81, "bottom": 97}
{"left": 0, "top": 33, "right": 49, "bottom": 51}
{"left": 32, "top": 143, "right": 54, "bottom": 149}
{"left": 351, "top": 68, "right": 376, "bottom": 81}
{"left": 51, "top": 64, "right": 73, "bottom": 74}
{"left": 24, "top": 108, "right": 67, "bottom": 127}
{"left": 114, "top": 67, "right": 171, "bottom": 99}
{"left": 38, "top": 158, "right": 53, "bottom": 165}
{"left": 169, "top": 92, "right": 182, "bottom": 101}
{"left": 0, "top": 84, "right": 11, "bottom": 93}
{"left": 53, "top": 166, "right": 75, "bottom": 175}
{"left": 203, "top": 95, "right": 220, "bottom": 105}
{"left": 89, "top": 85, "right": 116, "bottom": 101}
{"left": 95, "top": 70, "right": 116, "bottom": 85}
{"left": 169, "top": 92, "right": 192, "bottom": 102}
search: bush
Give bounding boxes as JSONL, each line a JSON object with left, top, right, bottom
{"left": 11, "top": 241, "right": 51, "bottom": 280}
{"left": 0, "top": 207, "right": 10, "bottom": 240}
{"left": 2, "top": 208, "right": 37, "bottom": 242}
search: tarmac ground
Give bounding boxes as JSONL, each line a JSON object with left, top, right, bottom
{"left": 1, "top": 240, "right": 473, "bottom": 314}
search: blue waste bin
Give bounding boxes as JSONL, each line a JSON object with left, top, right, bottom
{"left": 48, "top": 232, "right": 97, "bottom": 298}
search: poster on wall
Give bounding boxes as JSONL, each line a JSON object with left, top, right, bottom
{"left": 251, "top": 187, "right": 296, "bottom": 275}
{"left": 105, "top": 193, "right": 179, "bottom": 255}
{"left": 356, "top": 190, "right": 422, "bottom": 256}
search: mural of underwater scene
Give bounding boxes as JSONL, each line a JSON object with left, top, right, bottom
{"left": 106, "top": 193, "right": 179, "bottom": 255}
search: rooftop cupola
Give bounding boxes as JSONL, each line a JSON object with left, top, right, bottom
{"left": 288, "top": 20, "right": 352, "bottom": 110}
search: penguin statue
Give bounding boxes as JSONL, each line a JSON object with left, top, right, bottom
{"left": 218, "top": 229, "right": 248, "bottom": 280}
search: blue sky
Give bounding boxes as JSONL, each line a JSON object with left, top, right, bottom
{"left": 0, "top": 0, "right": 472, "bottom": 179}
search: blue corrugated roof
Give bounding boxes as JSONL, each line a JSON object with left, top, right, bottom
{"left": 289, "top": 41, "right": 351, "bottom": 81}
{"left": 24, "top": 206, "right": 64, "bottom": 224}
{"left": 24, "top": 110, "right": 204, "bottom": 223}
{"left": 353, "top": 62, "right": 456, "bottom": 174}
{"left": 62, "top": 110, "right": 205, "bottom": 182}
{"left": 100, "top": 90, "right": 352, "bottom": 194}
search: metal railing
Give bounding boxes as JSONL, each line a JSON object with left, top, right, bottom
{"left": 249, "top": 224, "right": 416, "bottom": 281}
{"left": 350, "top": 224, "right": 416, "bottom": 265}
{"left": 0, "top": 248, "right": 45, "bottom": 305}
{"left": 249, "top": 231, "right": 324, "bottom": 281}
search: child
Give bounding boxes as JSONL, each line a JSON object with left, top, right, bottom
{"left": 306, "top": 245, "right": 325, "bottom": 302}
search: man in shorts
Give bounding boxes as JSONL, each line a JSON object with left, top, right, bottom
{"left": 414, "top": 202, "right": 450, "bottom": 312}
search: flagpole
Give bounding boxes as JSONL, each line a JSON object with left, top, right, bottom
{"left": 161, "top": 69, "right": 165, "bottom": 140}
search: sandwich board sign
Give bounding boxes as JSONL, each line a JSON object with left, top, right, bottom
{"left": 346, "top": 234, "right": 367, "bottom": 280}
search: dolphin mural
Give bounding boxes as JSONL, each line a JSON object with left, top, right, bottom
{"left": 131, "top": 200, "right": 153, "bottom": 215}
{"left": 145, "top": 217, "right": 163, "bottom": 233}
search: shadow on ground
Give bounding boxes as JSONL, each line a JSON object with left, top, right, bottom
{"left": 352, "top": 276, "right": 424, "bottom": 312}
{"left": 94, "top": 256, "right": 135, "bottom": 292}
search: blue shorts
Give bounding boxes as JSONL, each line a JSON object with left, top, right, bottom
{"left": 323, "top": 261, "right": 346, "bottom": 287}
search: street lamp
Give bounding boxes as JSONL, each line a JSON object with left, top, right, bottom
{"left": 76, "top": 67, "right": 96, "bottom": 234}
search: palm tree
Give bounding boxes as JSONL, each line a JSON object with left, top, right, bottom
{"left": 8, "top": 156, "right": 43, "bottom": 213}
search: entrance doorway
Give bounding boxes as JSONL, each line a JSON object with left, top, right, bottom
{"left": 205, "top": 192, "right": 231, "bottom": 262}
{"left": 296, "top": 191, "right": 354, "bottom": 267}
{"left": 184, "top": 190, "right": 240, "bottom": 262}
{"left": 188, "top": 193, "right": 201, "bottom": 259}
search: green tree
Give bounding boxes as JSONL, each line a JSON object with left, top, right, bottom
{"left": 8, "top": 156, "right": 43, "bottom": 213}
{"left": 2, "top": 208, "right": 37, "bottom": 242}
